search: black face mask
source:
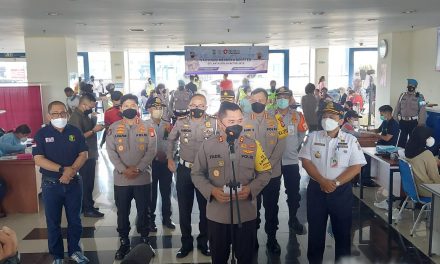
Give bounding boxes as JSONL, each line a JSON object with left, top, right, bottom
{"left": 344, "top": 107, "right": 349, "bottom": 111}
{"left": 407, "top": 86, "right": 416, "bottom": 92}
{"left": 122, "top": 109, "right": 137, "bottom": 119}
{"left": 190, "top": 108, "right": 204, "bottom": 118}
{"left": 178, "top": 86, "right": 184, "bottom": 91}
{"left": 251, "top": 102, "right": 266, "bottom": 114}
{"left": 225, "top": 124, "right": 243, "bottom": 143}
{"left": 84, "top": 109, "right": 93, "bottom": 116}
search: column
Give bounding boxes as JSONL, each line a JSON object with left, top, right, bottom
{"left": 110, "top": 51, "right": 126, "bottom": 92}
{"left": 314, "top": 48, "right": 329, "bottom": 85}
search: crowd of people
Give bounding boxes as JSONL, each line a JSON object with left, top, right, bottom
{"left": 1, "top": 74, "right": 440, "bottom": 264}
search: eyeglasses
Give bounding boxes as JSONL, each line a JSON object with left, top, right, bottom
{"left": 50, "top": 112, "right": 69, "bottom": 118}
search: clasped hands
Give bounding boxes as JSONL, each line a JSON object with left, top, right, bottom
{"left": 211, "top": 185, "right": 251, "bottom": 203}
{"left": 59, "top": 167, "right": 78, "bottom": 184}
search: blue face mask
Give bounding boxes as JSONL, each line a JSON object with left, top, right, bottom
{"left": 276, "top": 98, "right": 289, "bottom": 109}
{"left": 380, "top": 115, "right": 386, "bottom": 121}
{"left": 241, "top": 99, "right": 252, "bottom": 114}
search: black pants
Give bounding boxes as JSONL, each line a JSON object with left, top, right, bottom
{"left": 176, "top": 164, "right": 208, "bottom": 249}
{"left": 150, "top": 160, "right": 172, "bottom": 222}
{"left": 398, "top": 120, "right": 418, "bottom": 147}
{"left": 208, "top": 219, "right": 256, "bottom": 264}
{"left": 257, "top": 175, "right": 281, "bottom": 239}
{"left": 79, "top": 158, "right": 96, "bottom": 212}
{"left": 307, "top": 180, "right": 352, "bottom": 264}
{"left": 114, "top": 184, "right": 151, "bottom": 238}
{"left": 281, "top": 164, "right": 301, "bottom": 225}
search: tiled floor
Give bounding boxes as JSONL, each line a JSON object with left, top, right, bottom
{"left": 2, "top": 148, "right": 438, "bottom": 263}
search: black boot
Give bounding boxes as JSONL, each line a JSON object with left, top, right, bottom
{"left": 115, "top": 237, "right": 130, "bottom": 260}
{"left": 266, "top": 237, "right": 281, "bottom": 255}
{"left": 289, "top": 217, "right": 307, "bottom": 235}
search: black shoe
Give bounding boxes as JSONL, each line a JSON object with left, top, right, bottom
{"left": 84, "top": 210, "right": 104, "bottom": 218}
{"left": 140, "top": 236, "right": 156, "bottom": 256}
{"left": 176, "top": 247, "right": 193, "bottom": 258}
{"left": 289, "top": 218, "right": 307, "bottom": 235}
{"left": 362, "top": 181, "right": 379, "bottom": 187}
{"left": 266, "top": 239, "right": 281, "bottom": 255}
{"left": 115, "top": 238, "right": 130, "bottom": 260}
{"left": 148, "top": 222, "right": 157, "bottom": 232}
{"left": 163, "top": 220, "right": 176, "bottom": 230}
{"left": 197, "top": 244, "right": 211, "bottom": 256}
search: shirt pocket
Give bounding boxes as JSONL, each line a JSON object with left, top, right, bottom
{"left": 238, "top": 156, "right": 255, "bottom": 183}
{"left": 337, "top": 150, "right": 351, "bottom": 167}
{"left": 311, "top": 145, "right": 324, "bottom": 163}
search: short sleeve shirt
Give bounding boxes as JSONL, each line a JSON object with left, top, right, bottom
{"left": 298, "top": 130, "right": 367, "bottom": 180}
{"left": 32, "top": 124, "right": 88, "bottom": 178}
{"left": 377, "top": 118, "right": 400, "bottom": 146}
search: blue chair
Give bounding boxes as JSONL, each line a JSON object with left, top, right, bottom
{"left": 397, "top": 159, "right": 431, "bottom": 236}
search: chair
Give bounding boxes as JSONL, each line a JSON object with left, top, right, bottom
{"left": 396, "top": 159, "right": 431, "bottom": 236}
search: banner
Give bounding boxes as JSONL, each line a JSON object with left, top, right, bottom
{"left": 184, "top": 46, "right": 269, "bottom": 74}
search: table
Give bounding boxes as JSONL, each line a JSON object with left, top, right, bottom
{"left": 361, "top": 147, "right": 400, "bottom": 225}
{"left": 358, "top": 137, "right": 377, "bottom": 148}
{"left": 421, "top": 183, "right": 440, "bottom": 256}
{"left": 0, "top": 159, "right": 40, "bottom": 213}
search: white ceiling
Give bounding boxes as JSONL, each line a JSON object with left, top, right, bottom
{"left": 0, "top": 0, "right": 440, "bottom": 52}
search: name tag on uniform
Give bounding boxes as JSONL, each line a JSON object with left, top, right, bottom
{"left": 288, "top": 125, "right": 295, "bottom": 136}
{"left": 45, "top": 137, "right": 54, "bottom": 143}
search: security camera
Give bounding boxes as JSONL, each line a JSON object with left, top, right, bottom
{"left": 359, "top": 42, "right": 364, "bottom": 46}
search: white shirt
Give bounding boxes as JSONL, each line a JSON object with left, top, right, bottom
{"left": 299, "top": 130, "right": 366, "bottom": 180}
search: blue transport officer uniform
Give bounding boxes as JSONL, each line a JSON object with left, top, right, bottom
{"left": 33, "top": 123, "right": 88, "bottom": 260}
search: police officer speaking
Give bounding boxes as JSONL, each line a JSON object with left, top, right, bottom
{"left": 394, "top": 78, "right": 426, "bottom": 147}
{"left": 106, "top": 94, "right": 157, "bottom": 260}
{"left": 299, "top": 101, "right": 366, "bottom": 264}
{"left": 167, "top": 94, "right": 216, "bottom": 258}
{"left": 191, "top": 101, "right": 272, "bottom": 264}
{"left": 33, "top": 101, "right": 89, "bottom": 264}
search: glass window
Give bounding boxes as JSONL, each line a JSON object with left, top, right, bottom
{"left": 88, "top": 52, "right": 112, "bottom": 83}
{"left": 328, "top": 47, "right": 349, "bottom": 89}
{"left": 128, "top": 52, "right": 150, "bottom": 95}
{"left": 289, "top": 47, "right": 311, "bottom": 98}
{"left": 0, "top": 59, "right": 27, "bottom": 83}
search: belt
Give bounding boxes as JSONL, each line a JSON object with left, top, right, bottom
{"left": 174, "top": 109, "right": 188, "bottom": 113}
{"left": 400, "top": 116, "right": 418, "bottom": 121}
{"left": 42, "top": 176, "right": 80, "bottom": 184}
{"left": 179, "top": 158, "right": 193, "bottom": 168}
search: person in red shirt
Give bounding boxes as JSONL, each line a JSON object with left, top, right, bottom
{"left": 100, "top": 91, "right": 123, "bottom": 148}
{"left": 219, "top": 73, "right": 233, "bottom": 91}
{"left": 348, "top": 90, "right": 364, "bottom": 112}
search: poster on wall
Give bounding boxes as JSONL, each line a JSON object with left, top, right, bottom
{"left": 184, "top": 46, "right": 269, "bottom": 75}
{"left": 437, "top": 28, "right": 440, "bottom": 71}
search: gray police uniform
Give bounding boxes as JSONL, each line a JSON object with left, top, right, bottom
{"left": 242, "top": 111, "right": 287, "bottom": 240}
{"left": 169, "top": 88, "right": 193, "bottom": 118}
{"left": 106, "top": 117, "right": 157, "bottom": 239}
{"left": 192, "top": 133, "right": 272, "bottom": 263}
{"left": 150, "top": 118, "right": 173, "bottom": 224}
{"left": 166, "top": 114, "right": 217, "bottom": 249}
{"left": 394, "top": 91, "right": 426, "bottom": 147}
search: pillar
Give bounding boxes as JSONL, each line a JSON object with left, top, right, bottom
{"left": 110, "top": 51, "right": 126, "bottom": 92}
{"left": 315, "top": 48, "right": 329, "bottom": 85}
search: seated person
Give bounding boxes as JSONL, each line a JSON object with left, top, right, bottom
{"left": 0, "top": 124, "right": 31, "bottom": 155}
{"left": 369, "top": 105, "right": 400, "bottom": 146}
{"left": 405, "top": 126, "right": 440, "bottom": 197}
{"left": 341, "top": 110, "right": 376, "bottom": 138}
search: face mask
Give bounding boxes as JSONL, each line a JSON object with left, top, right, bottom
{"left": 344, "top": 107, "right": 349, "bottom": 111}
{"left": 190, "top": 108, "right": 205, "bottom": 118}
{"left": 271, "top": 87, "right": 276, "bottom": 92}
{"left": 84, "top": 109, "right": 93, "bottom": 116}
{"left": 122, "top": 109, "right": 137, "bottom": 119}
{"left": 276, "top": 98, "right": 289, "bottom": 109}
{"left": 426, "top": 137, "right": 435, "bottom": 147}
{"left": 20, "top": 137, "right": 28, "bottom": 143}
{"left": 151, "top": 109, "right": 163, "bottom": 119}
{"left": 251, "top": 102, "right": 266, "bottom": 114}
{"left": 321, "top": 118, "right": 339, "bottom": 132}
{"left": 407, "top": 86, "right": 416, "bottom": 93}
{"left": 380, "top": 115, "right": 386, "bottom": 121}
{"left": 352, "top": 120, "right": 360, "bottom": 127}
{"left": 241, "top": 99, "right": 252, "bottom": 114}
{"left": 225, "top": 124, "right": 243, "bottom": 143}
{"left": 51, "top": 118, "right": 68, "bottom": 129}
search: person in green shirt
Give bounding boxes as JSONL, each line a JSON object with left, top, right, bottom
{"left": 266, "top": 80, "right": 277, "bottom": 111}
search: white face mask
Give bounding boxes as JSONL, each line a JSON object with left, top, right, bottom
{"left": 51, "top": 118, "right": 68, "bottom": 129}
{"left": 426, "top": 137, "right": 435, "bottom": 147}
{"left": 151, "top": 109, "right": 163, "bottom": 119}
{"left": 321, "top": 118, "right": 339, "bottom": 132}
{"left": 20, "top": 137, "right": 28, "bottom": 143}
{"left": 352, "top": 120, "right": 360, "bottom": 128}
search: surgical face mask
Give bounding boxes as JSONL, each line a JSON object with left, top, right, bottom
{"left": 380, "top": 115, "right": 386, "bottom": 121}
{"left": 151, "top": 109, "right": 163, "bottom": 119}
{"left": 276, "top": 98, "right": 289, "bottom": 109}
{"left": 352, "top": 120, "right": 360, "bottom": 128}
{"left": 321, "top": 118, "right": 339, "bottom": 132}
{"left": 51, "top": 118, "right": 68, "bottom": 129}
{"left": 426, "top": 137, "right": 435, "bottom": 147}
{"left": 84, "top": 109, "right": 93, "bottom": 116}
{"left": 241, "top": 99, "right": 252, "bottom": 114}
{"left": 122, "top": 109, "right": 137, "bottom": 119}
{"left": 251, "top": 102, "right": 266, "bottom": 114}
{"left": 20, "top": 137, "right": 28, "bottom": 143}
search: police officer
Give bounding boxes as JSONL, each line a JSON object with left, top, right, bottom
{"left": 155, "top": 84, "right": 171, "bottom": 121}
{"left": 275, "top": 87, "right": 308, "bottom": 235}
{"left": 242, "top": 88, "right": 288, "bottom": 254}
{"left": 394, "top": 78, "right": 426, "bottom": 147}
{"left": 167, "top": 94, "right": 215, "bottom": 258}
{"left": 299, "top": 101, "right": 366, "bottom": 264}
{"left": 33, "top": 101, "right": 89, "bottom": 264}
{"left": 169, "top": 80, "right": 193, "bottom": 121}
{"left": 106, "top": 94, "right": 157, "bottom": 260}
{"left": 192, "top": 101, "right": 272, "bottom": 264}
{"left": 146, "top": 96, "right": 176, "bottom": 232}
{"left": 220, "top": 90, "right": 235, "bottom": 103}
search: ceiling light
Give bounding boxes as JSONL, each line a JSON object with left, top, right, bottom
{"left": 129, "top": 28, "right": 145, "bottom": 32}
{"left": 152, "top": 22, "right": 164, "bottom": 26}
{"left": 48, "top": 12, "right": 61, "bottom": 16}
{"left": 367, "top": 18, "right": 379, "bottom": 22}
{"left": 230, "top": 15, "right": 240, "bottom": 19}
{"left": 141, "top": 11, "right": 153, "bottom": 16}
{"left": 290, "top": 21, "right": 303, "bottom": 25}
{"left": 402, "top": 9, "right": 416, "bottom": 14}
{"left": 311, "top": 11, "right": 325, "bottom": 16}
{"left": 76, "top": 23, "right": 87, "bottom": 26}
{"left": 265, "top": 36, "right": 271, "bottom": 39}
{"left": 311, "top": 26, "right": 328, "bottom": 29}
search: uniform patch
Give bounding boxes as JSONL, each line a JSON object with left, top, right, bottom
{"left": 139, "top": 137, "right": 145, "bottom": 142}
{"left": 205, "top": 121, "right": 211, "bottom": 128}
{"left": 45, "top": 137, "right": 54, "bottom": 143}
{"left": 242, "top": 149, "right": 255, "bottom": 155}
{"left": 118, "top": 138, "right": 123, "bottom": 143}
{"left": 218, "top": 160, "right": 224, "bottom": 167}
{"left": 314, "top": 151, "right": 321, "bottom": 158}
{"left": 213, "top": 169, "right": 220, "bottom": 177}
{"left": 139, "top": 144, "right": 145, "bottom": 151}
{"left": 68, "top": 135, "right": 75, "bottom": 142}
{"left": 149, "top": 127, "right": 155, "bottom": 137}
{"left": 117, "top": 145, "right": 124, "bottom": 152}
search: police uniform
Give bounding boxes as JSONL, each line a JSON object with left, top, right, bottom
{"left": 32, "top": 123, "right": 88, "bottom": 260}
{"left": 242, "top": 110, "right": 288, "bottom": 246}
{"left": 106, "top": 117, "right": 157, "bottom": 255}
{"left": 191, "top": 134, "right": 272, "bottom": 264}
{"left": 169, "top": 87, "right": 193, "bottom": 119}
{"left": 166, "top": 114, "right": 217, "bottom": 253}
{"left": 394, "top": 78, "right": 426, "bottom": 147}
{"left": 299, "top": 104, "right": 366, "bottom": 263}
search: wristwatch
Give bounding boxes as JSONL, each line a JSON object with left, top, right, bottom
{"left": 335, "top": 180, "right": 341, "bottom": 187}
{"left": 59, "top": 166, "right": 65, "bottom": 174}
